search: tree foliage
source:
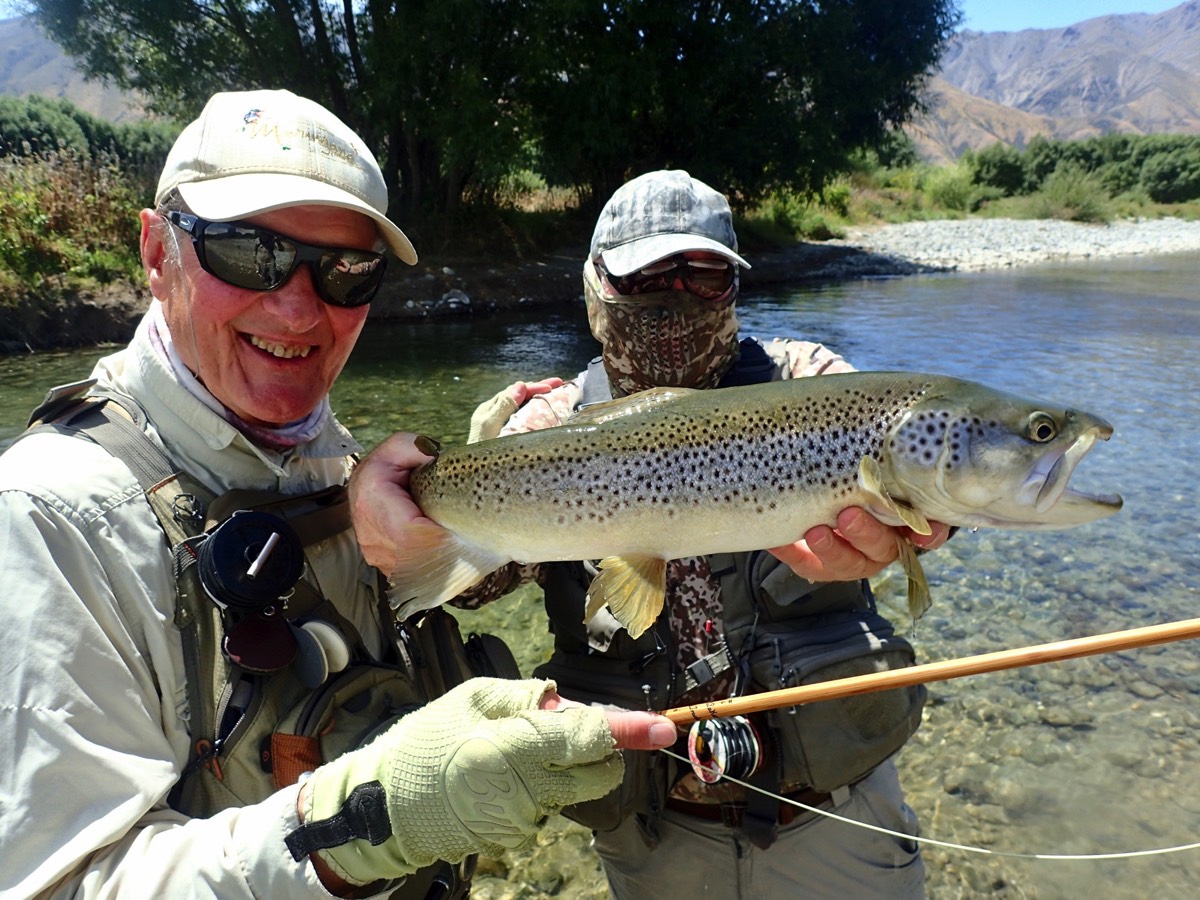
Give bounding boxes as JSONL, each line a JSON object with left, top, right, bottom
{"left": 521, "top": 0, "right": 960, "bottom": 206}
{"left": 28, "top": 0, "right": 959, "bottom": 228}
{"left": 966, "top": 133, "right": 1200, "bottom": 205}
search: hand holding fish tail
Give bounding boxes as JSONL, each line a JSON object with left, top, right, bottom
{"left": 349, "top": 432, "right": 444, "bottom": 574}
{"left": 768, "top": 507, "right": 952, "bottom": 584}
{"left": 468, "top": 377, "right": 565, "bottom": 443}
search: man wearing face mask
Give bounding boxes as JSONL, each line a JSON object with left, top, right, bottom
{"left": 463, "top": 170, "right": 950, "bottom": 899}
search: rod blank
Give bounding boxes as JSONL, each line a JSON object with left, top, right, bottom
{"left": 662, "top": 617, "right": 1200, "bottom": 725}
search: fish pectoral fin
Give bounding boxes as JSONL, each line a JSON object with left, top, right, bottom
{"left": 586, "top": 555, "right": 667, "bottom": 639}
{"left": 566, "top": 387, "right": 697, "bottom": 425}
{"left": 895, "top": 537, "right": 932, "bottom": 621}
{"left": 858, "top": 457, "right": 933, "bottom": 535}
{"left": 385, "top": 522, "right": 509, "bottom": 619}
{"left": 413, "top": 434, "right": 442, "bottom": 457}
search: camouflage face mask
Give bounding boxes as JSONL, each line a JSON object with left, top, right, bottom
{"left": 583, "top": 260, "right": 740, "bottom": 396}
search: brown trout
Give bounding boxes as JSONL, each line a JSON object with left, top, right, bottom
{"left": 392, "top": 373, "right": 1122, "bottom": 637}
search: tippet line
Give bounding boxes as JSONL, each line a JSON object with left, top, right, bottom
{"left": 661, "top": 748, "right": 1200, "bottom": 862}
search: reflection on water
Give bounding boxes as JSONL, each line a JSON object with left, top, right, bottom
{"left": 2, "top": 253, "right": 1198, "bottom": 897}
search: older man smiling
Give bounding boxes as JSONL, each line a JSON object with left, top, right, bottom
{"left": 0, "top": 88, "right": 674, "bottom": 899}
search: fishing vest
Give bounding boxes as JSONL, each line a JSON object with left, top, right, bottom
{"left": 534, "top": 341, "right": 926, "bottom": 845}
{"left": 22, "top": 381, "right": 515, "bottom": 899}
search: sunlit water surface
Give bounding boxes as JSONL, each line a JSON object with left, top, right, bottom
{"left": 2, "top": 253, "right": 1198, "bottom": 898}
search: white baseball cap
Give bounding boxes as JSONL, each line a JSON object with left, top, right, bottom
{"left": 156, "top": 89, "right": 417, "bottom": 264}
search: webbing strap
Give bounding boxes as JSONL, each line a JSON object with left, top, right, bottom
{"left": 73, "top": 402, "right": 177, "bottom": 490}
{"left": 23, "top": 392, "right": 178, "bottom": 492}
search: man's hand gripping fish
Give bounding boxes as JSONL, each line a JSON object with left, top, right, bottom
{"left": 393, "top": 372, "right": 1123, "bottom": 638}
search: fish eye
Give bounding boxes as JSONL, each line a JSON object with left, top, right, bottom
{"left": 1028, "top": 413, "right": 1058, "bottom": 443}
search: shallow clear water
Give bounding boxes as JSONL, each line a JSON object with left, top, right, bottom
{"left": 2, "top": 253, "right": 1198, "bottom": 898}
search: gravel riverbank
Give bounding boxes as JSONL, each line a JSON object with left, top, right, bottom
{"left": 828, "top": 215, "right": 1200, "bottom": 273}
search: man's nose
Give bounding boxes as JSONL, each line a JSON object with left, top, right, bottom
{"left": 260, "top": 265, "right": 323, "bottom": 330}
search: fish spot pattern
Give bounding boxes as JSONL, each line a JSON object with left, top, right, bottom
{"left": 410, "top": 376, "right": 935, "bottom": 524}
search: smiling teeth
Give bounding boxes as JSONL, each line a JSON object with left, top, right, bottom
{"left": 250, "top": 336, "right": 312, "bottom": 359}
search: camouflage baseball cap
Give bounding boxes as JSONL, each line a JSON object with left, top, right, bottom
{"left": 590, "top": 170, "right": 750, "bottom": 277}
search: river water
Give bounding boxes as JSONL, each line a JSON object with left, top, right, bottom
{"left": 2, "top": 253, "right": 1198, "bottom": 898}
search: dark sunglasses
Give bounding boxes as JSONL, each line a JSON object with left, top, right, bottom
{"left": 167, "top": 212, "right": 388, "bottom": 308}
{"left": 597, "top": 254, "right": 737, "bottom": 302}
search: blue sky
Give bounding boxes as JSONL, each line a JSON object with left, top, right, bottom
{"left": 0, "top": 1, "right": 1189, "bottom": 33}
{"left": 958, "top": 0, "right": 1184, "bottom": 33}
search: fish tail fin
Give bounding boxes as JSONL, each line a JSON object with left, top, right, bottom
{"left": 386, "top": 522, "right": 510, "bottom": 619}
{"left": 895, "top": 537, "right": 932, "bottom": 621}
{"left": 586, "top": 555, "right": 667, "bottom": 639}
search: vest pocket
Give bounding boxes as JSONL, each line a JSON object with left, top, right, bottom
{"left": 748, "top": 611, "right": 926, "bottom": 792}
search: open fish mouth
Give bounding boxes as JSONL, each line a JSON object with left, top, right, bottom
{"left": 1027, "top": 424, "right": 1122, "bottom": 513}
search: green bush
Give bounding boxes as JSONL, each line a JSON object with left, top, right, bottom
{"left": 0, "top": 150, "right": 143, "bottom": 293}
{"left": 924, "top": 164, "right": 974, "bottom": 211}
{"left": 1139, "top": 149, "right": 1200, "bottom": 203}
{"left": 1028, "top": 163, "right": 1111, "bottom": 223}
{"left": 967, "top": 143, "right": 1027, "bottom": 195}
{"left": 754, "top": 191, "right": 845, "bottom": 240}
{"left": 821, "top": 180, "right": 853, "bottom": 217}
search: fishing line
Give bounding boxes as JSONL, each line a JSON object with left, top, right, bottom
{"left": 659, "top": 748, "right": 1200, "bottom": 862}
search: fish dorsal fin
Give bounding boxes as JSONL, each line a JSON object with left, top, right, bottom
{"left": 858, "top": 456, "right": 933, "bottom": 536}
{"left": 895, "top": 537, "right": 932, "bottom": 621}
{"left": 387, "top": 522, "right": 509, "bottom": 620}
{"left": 585, "top": 554, "right": 668, "bottom": 639}
{"left": 567, "top": 386, "right": 697, "bottom": 426}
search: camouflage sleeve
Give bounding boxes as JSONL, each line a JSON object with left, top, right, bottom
{"left": 448, "top": 562, "right": 545, "bottom": 609}
{"left": 498, "top": 377, "right": 585, "bottom": 436}
{"left": 757, "top": 337, "right": 856, "bottom": 379}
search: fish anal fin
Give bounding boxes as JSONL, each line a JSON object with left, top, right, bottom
{"left": 586, "top": 555, "right": 667, "bottom": 639}
{"left": 567, "top": 387, "right": 697, "bottom": 425}
{"left": 858, "top": 457, "right": 932, "bottom": 535}
{"left": 387, "top": 522, "right": 509, "bottom": 619}
{"left": 895, "top": 537, "right": 932, "bottom": 621}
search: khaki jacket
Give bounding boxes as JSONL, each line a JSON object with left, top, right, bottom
{"left": 0, "top": 308, "right": 393, "bottom": 899}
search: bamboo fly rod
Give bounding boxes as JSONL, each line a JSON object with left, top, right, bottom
{"left": 661, "top": 616, "right": 1200, "bottom": 725}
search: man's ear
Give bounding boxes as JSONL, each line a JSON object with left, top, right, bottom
{"left": 139, "top": 208, "right": 170, "bottom": 294}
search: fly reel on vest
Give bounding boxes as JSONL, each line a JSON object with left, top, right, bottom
{"left": 197, "top": 510, "right": 306, "bottom": 673}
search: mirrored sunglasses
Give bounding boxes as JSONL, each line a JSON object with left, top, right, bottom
{"left": 168, "top": 212, "right": 388, "bottom": 308}
{"left": 598, "top": 254, "right": 736, "bottom": 302}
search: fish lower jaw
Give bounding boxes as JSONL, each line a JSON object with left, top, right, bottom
{"left": 938, "top": 495, "right": 1124, "bottom": 531}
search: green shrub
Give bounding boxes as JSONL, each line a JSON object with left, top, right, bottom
{"left": 924, "top": 164, "right": 974, "bottom": 211}
{"left": 1139, "top": 149, "right": 1200, "bottom": 203}
{"left": 0, "top": 150, "right": 143, "bottom": 293}
{"left": 752, "top": 191, "right": 845, "bottom": 241}
{"left": 968, "top": 143, "right": 1028, "bottom": 195}
{"left": 1028, "top": 163, "right": 1112, "bottom": 223}
{"left": 821, "top": 180, "right": 853, "bottom": 217}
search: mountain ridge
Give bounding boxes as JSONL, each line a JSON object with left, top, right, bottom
{"left": 911, "top": 1, "right": 1200, "bottom": 161}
